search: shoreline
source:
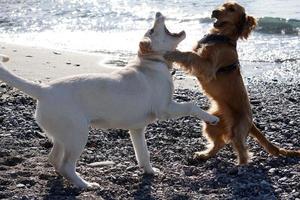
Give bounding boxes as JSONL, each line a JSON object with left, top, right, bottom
{"left": 0, "top": 42, "right": 115, "bottom": 81}
{"left": 0, "top": 42, "right": 199, "bottom": 90}
{"left": 1, "top": 41, "right": 299, "bottom": 90}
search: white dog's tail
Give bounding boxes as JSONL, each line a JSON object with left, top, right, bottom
{"left": 0, "top": 54, "right": 44, "bottom": 99}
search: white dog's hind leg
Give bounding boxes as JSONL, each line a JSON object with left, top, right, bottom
{"left": 162, "top": 101, "right": 219, "bottom": 124}
{"left": 129, "top": 128, "right": 155, "bottom": 174}
{"left": 57, "top": 126, "right": 99, "bottom": 189}
{"left": 48, "top": 140, "right": 64, "bottom": 171}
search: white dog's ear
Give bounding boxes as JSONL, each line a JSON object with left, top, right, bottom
{"left": 139, "top": 38, "right": 152, "bottom": 54}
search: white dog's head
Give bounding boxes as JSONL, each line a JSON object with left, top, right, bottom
{"left": 139, "top": 12, "right": 186, "bottom": 55}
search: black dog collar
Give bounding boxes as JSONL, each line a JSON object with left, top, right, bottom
{"left": 198, "top": 34, "right": 239, "bottom": 73}
{"left": 198, "top": 34, "right": 236, "bottom": 47}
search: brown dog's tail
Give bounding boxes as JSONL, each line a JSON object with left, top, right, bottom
{"left": 250, "top": 123, "right": 300, "bottom": 157}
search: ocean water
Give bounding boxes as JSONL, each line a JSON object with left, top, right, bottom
{"left": 0, "top": 0, "right": 299, "bottom": 81}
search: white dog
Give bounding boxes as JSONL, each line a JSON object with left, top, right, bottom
{"left": 0, "top": 12, "right": 219, "bottom": 189}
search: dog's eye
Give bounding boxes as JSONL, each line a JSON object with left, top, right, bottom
{"left": 149, "top": 28, "right": 154, "bottom": 35}
{"left": 228, "top": 7, "right": 235, "bottom": 12}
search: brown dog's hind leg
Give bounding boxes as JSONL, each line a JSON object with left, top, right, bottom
{"left": 194, "top": 123, "right": 226, "bottom": 160}
{"left": 231, "top": 123, "right": 251, "bottom": 165}
{"left": 232, "top": 139, "right": 249, "bottom": 165}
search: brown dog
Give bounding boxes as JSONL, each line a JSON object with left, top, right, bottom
{"left": 164, "top": 2, "right": 300, "bottom": 164}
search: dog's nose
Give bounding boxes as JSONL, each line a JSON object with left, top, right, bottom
{"left": 155, "top": 12, "right": 162, "bottom": 19}
{"left": 212, "top": 10, "right": 221, "bottom": 18}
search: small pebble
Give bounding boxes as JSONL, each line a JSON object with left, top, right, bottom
{"left": 269, "top": 168, "right": 276, "bottom": 173}
{"left": 0, "top": 83, "right": 7, "bottom": 88}
{"left": 53, "top": 51, "right": 61, "bottom": 55}
{"left": 16, "top": 183, "right": 25, "bottom": 188}
{"left": 87, "top": 161, "right": 115, "bottom": 167}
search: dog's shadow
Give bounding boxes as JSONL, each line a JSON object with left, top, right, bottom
{"left": 42, "top": 176, "right": 82, "bottom": 200}
{"left": 207, "top": 156, "right": 299, "bottom": 199}
{"left": 133, "top": 174, "right": 155, "bottom": 200}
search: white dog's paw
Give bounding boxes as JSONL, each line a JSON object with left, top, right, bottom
{"left": 206, "top": 115, "right": 219, "bottom": 125}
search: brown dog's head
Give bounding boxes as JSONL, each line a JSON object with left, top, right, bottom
{"left": 211, "top": 1, "right": 257, "bottom": 39}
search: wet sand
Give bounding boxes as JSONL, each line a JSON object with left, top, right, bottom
{"left": 0, "top": 42, "right": 199, "bottom": 90}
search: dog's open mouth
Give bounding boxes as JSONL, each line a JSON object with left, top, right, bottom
{"left": 164, "top": 25, "right": 185, "bottom": 38}
{"left": 211, "top": 13, "right": 227, "bottom": 28}
{"left": 213, "top": 20, "right": 222, "bottom": 27}
{"left": 212, "top": 19, "right": 227, "bottom": 28}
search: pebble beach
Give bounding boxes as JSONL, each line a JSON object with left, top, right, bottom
{"left": 0, "top": 80, "right": 299, "bottom": 199}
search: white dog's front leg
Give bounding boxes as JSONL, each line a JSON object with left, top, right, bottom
{"left": 129, "top": 128, "right": 155, "bottom": 174}
{"left": 162, "top": 101, "right": 219, "bottom": 124}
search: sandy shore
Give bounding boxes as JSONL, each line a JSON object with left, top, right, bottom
{"left": 0, "top": 42, "right": 115, "bottom": 80}
{"left": 0, "top": 42, "right": 199, "bottom": 90}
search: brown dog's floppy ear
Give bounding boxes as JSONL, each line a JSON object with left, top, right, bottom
{"left": 139, "top": 38, "right": 152, "bottom": 54}
{"left": 239, "top": 15, "right": 257, "bottom": 40}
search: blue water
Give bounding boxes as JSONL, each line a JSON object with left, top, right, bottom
{"left": 0, "top": 0, "right": 299, "bottom": 81}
